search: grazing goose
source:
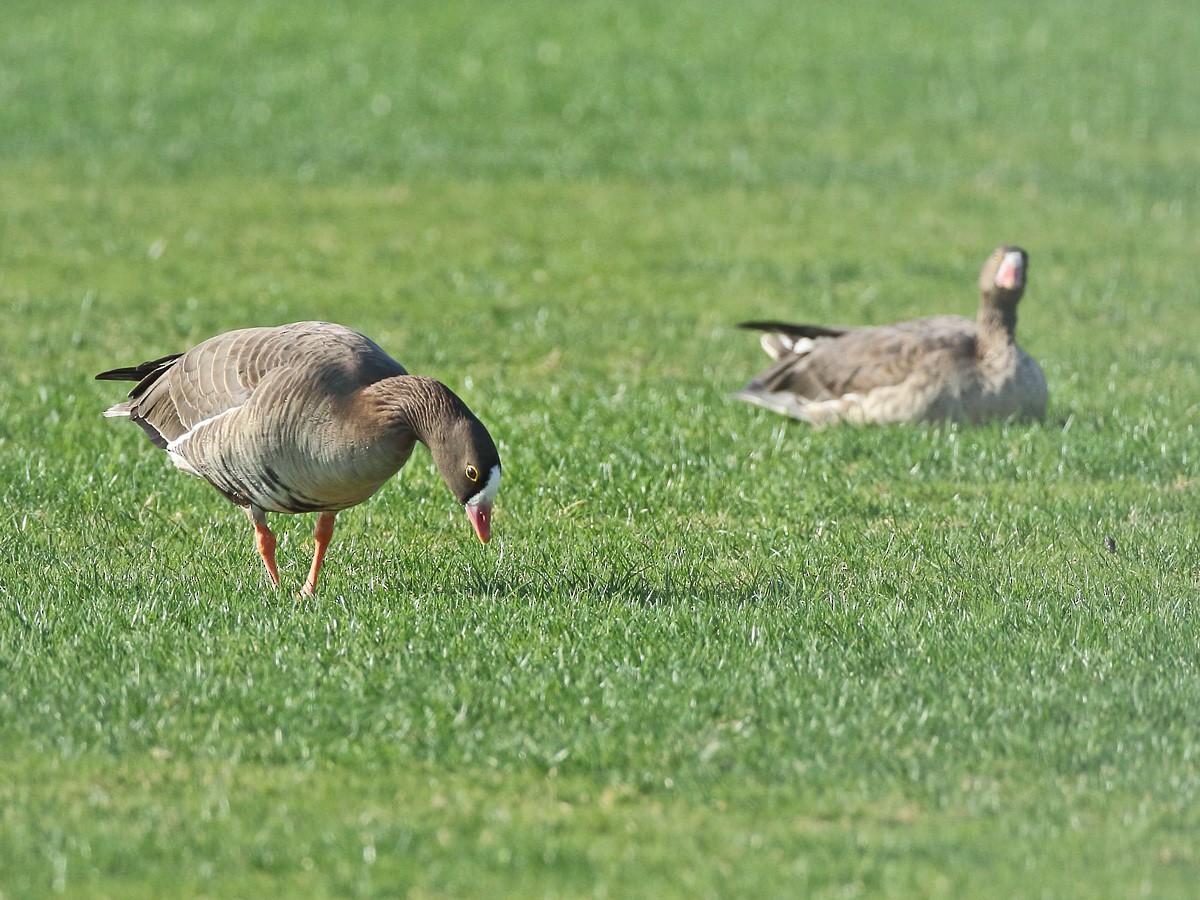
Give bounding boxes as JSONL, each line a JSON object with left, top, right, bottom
{"left": 97, "top": 321, "right": 501, "bottom": 595}
{"left": 734, "top": 246, "right": 1047, "bottom": 425}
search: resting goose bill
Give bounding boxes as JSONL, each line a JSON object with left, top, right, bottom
{"left": 734, "top": 246, "right": 1047, "bottom": 425}
{"left": 97, "top": 321, "right": 501, "bottom": 595}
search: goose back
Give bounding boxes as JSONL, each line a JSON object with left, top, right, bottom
{"left": 101, "top": 322, "right": 420, "bottom": 512}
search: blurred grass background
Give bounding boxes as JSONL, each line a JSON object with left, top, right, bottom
{"left": 2, "top": 1, "right": 1199, "bottom": 896}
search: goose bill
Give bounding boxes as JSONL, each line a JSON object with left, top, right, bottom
{"left": 465, "top": 501, "right": 492, "bottom": 543}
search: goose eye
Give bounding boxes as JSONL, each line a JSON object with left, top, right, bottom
{"left": 465, "top": 465, "right": 480, "bottom": 482}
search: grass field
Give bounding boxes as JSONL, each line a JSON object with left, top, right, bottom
{"left": 3, "top": 1, "right": 1199, "bottom": 896}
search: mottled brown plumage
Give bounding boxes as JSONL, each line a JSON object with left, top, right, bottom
{"left": 98, "top": 322, "right": 501, "bottom": 594}
{"left": 734, "top": 247, "right": 1047, "bottom": 425}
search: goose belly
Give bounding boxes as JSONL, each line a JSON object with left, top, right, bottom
{"left": 171, "top": 416, "right": 413, "bottom": 514}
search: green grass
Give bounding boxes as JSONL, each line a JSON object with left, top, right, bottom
{"left": 2, "top": 0, "right": 1199, "bottom": 896}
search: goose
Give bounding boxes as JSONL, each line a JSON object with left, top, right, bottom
{"left": 734, "top": 246, "right": 1047, "bottom": 425}
{"left": 97, "top": 321, "right": 501, "bottom": 595}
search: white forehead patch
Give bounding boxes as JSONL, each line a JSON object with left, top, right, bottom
{"left": 995, "top": 250, "right": 1024, "bottom": 289}
{"left": 466, "top": 464, "right": 501, "bottom": 508}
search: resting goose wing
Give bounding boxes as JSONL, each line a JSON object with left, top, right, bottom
{"left": 744, "top": 316, "right": 976, "bottom": 399}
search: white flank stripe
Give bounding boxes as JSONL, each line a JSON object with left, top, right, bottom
{"left": 167, "top": 449, "right": 202, "bottom": 476}
{"left": 164, "top": 405, "right": 242, "bottom": 473}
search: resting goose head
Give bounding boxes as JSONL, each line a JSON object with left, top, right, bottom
{"left": 980, "top": 245, "right": 1028, "bottom": 308}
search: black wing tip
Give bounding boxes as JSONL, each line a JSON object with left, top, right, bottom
{"left": 95, "top": 366, "right": 141, "bottom": 382}
{"left": 737, "top": 320, "right": 845, "bottom": 338}
{"left": 95, "top": 352, "right": 184, "bottom": 383}
{"left": 738, "top": 319, "right": 793, "bottom": 332}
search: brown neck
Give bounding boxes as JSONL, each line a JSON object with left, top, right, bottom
{"left": 977, "top": 303, "right": 1017, "bottom": 332}
{"left": 361, "top": 376, "right": 468, "bottom": 446}
{"left": 976, "top": 301, "right": 1018, "bottom": 357}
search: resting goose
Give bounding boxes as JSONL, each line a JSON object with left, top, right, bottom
{"left": 97, "top": 321, "right": 501, "bottom": 595}
{"left": 734, "top": 246, "right": 1047, "bottom": 425}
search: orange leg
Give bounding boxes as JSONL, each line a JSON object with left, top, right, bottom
{"left": 249, "top": 507, "right": 280, "bottom": 588}
{"left": 300, "top": 511, "right": 337, "bottom": 597}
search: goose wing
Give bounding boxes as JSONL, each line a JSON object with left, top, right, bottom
{"left": 98, "top": 322, "right": 407, "bottom": 448}
{"left": 743, "top": 316, "right": 977, "bottom": 400}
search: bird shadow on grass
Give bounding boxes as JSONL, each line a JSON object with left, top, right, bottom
{"left": 414, "top": 537, "right": 809, "bottom": 609}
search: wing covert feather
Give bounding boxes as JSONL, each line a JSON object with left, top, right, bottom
{"left": 118, "top": 322, "right": 408, "bottom": 446}
{"left": 751, "top": 316, "right": 977, "bottom": 399}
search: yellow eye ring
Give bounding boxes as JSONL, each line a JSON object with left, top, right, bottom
{"left": 465, "top": 465, "right": 480, "bottom": 482}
